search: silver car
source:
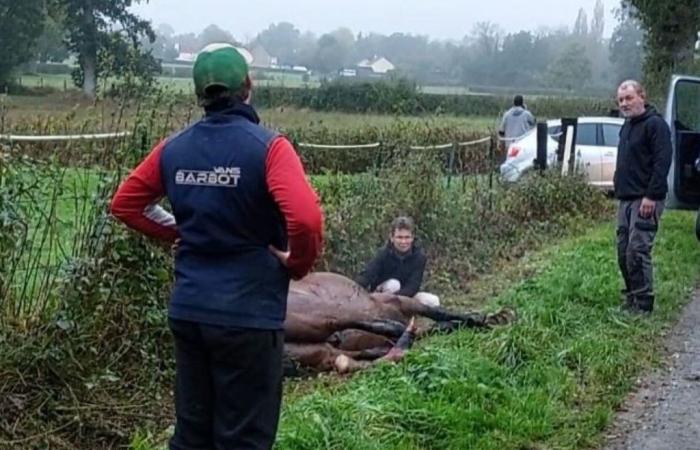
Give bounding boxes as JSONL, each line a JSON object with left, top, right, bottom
{"left": 499, "top": 116, "right": 625, "bottom": 189}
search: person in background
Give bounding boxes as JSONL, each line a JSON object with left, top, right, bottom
{"left": 498, "top": 94, "right": 536, "bottom": 149}
{"left": 356, "top": 216, "right": 440, "bottom": 307}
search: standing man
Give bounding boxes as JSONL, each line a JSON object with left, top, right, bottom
{"left": 110, "top": 43, "right": 323, "bottom": 449}
{"left": 356, "top": 216, "right": 440, "bottom": 307}
{"left": 614, "top": 80, "right": 672, "bottom": 314}
{"left": 498, "top": 94, "right": 536, "bottom": 149}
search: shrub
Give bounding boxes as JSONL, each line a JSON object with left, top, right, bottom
{"left": 251, "top": 79, "right": 612, "bottom": 118}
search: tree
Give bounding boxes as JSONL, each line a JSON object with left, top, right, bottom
{"left": 295, "top": 31, "right": 318, "bottom": 68}
{"left": 313, "top": 32, "right": 353, "bottom": 73}
{"left": 198, "top": 24, "right": 237, "bottom": 47}
{"left": 548, "top": 42, "right": 593, "bottom": 90}
{"left": 173, "top": 33, "right": 199, "bottom": 54}
{"left": 591, "top": 0, "right": 606, "bottom": 41}
{"left": 255, "top": 22, "right": 301, "bottom": 66}
{"left": 471, "top": 22, "right": 502, "bottom": 57}
{"left": 497, "top": 31, "right": 538, "bottom": 86}
{"left": 573, "top": 8, "right": 589, "bottom": 36}
{"left": 623, "top": 0, "right": 700, "bottom": 93}
{"left": 35, "top": 14, "right": 70, "bottom": 63}
{"left": 56, "top": 0, "right": 156, "bottom": 98}
{"left": 144, "top": 23, "right": 179, "bottom": 62}
{"left": 0, "top": 0, "right": 45, "bottom": 85}
{"left": 609, "top": 10, "right": 645, "bottom": 83}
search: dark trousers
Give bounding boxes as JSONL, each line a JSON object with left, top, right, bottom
{"left": 168, "top": 319, "right": 284, "bottom": 450}
{"left": 616, "top": 199, "right": 664, "bottom": 311}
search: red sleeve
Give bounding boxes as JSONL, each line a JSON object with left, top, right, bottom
{"left": 266, "top": 136, "right": 323, "bottom": 279}
{"left": 110, "top": 140, "right": 179, "bottom": 243}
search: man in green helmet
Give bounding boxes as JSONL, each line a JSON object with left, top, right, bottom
{"left": 111, "top": 43, "right": 324, "bottom": 449}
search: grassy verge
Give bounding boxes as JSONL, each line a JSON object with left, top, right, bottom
{"left": 274, "top": 210, "right": 700, "bottom": 450}
{"left": 127, "top": 211, "right": 700, "bottom": 450}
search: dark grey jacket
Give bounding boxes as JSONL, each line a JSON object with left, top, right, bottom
{"left": 614, "top": 106, "right": 672, "bottom": 201}
{"left": 356, "top": 243, "right": 427, "bottom": 297}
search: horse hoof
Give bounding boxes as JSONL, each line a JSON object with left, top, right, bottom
{"left": 334, "top": 355, "right": 351, "bottom": 373}
{"left": 485, "top": 307, "right": 517, "bottom": 326}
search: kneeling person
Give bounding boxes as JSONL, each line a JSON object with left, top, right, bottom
{"left": 356, "top": 216, "right": 439, "bottom": 307}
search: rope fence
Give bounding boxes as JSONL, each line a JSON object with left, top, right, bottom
{"left": 0, "top": 132, "right": 131, "bottom": 143}
{"left": 1, "top": 131, "right": 494, "bottom": 150}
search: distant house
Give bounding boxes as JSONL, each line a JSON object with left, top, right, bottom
{"left": 339, "top": 68, "right": 357, "bottom": 77}
{"left": 173, "top": 45, "right": 254, "bottom": 66}
{"left": 250, "top": 43, "right": 278, "bottom": 69}
{"left": 175, "top": 52, "right": 198, "bottom": 64}
{"left": 356, "top": 57, "right": 395, "bottom": 75}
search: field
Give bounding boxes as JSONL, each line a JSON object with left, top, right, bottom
{"left": 0, "top": 91, "right": 499, "bottom": 131}
{"left": 11, "top": 72, "right": 504, "bottom": 98}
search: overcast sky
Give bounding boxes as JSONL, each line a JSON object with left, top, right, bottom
{"left": 131, "top": 0, "right": 623, "bottom": 42}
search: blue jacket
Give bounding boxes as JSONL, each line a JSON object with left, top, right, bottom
{"left": 160, "top": 104, "right": 290, "bottom": 329}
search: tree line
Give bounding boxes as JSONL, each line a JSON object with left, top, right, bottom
{"left": 0, "top": 0, "right": 696, "bottom": 98}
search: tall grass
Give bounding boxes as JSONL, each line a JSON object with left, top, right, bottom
{"left": 121, "top": 212, "right": 700, "bottom": 450}
{"left": 0, "top": 89, "right": 632, "bottom": 449}
{"left": 275, "top": 211, "right": 700, "bottom": 450}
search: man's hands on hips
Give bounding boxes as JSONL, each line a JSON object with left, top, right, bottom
{"left": 639, "top": 197, "right": 656, "bottom": 218}
{"left": 269, "top": 245, "right": 290, "bottom": 267}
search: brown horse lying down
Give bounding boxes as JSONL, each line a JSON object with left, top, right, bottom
{"left": 283, "top": 272, "right": 515, "bottom": 375}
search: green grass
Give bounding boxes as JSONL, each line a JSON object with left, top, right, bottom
{"left": 12, "top": 73, "right": 72, "bottom": 90}
{"left": 261, "top": 107, "right": 497, "bottom": 132}
{"left": 4, "top": 166, "right": 103, "bottom": 315}
{"left": 274, "top": 211, "right": 700, "bottom": 450}
{"left": 420, "top": 85, "right": 476, "bottom": 96}
{"left": 126, "top": 211, "right": 700, "bottom": 450}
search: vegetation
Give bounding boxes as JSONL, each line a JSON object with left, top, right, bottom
{"left": 273, "top": 211, "right": 700, "bottom": 450}
{"left": 250, "top": 80, "right": 614, "bottom": 118}
{"left": 624, "top": 0, "right": 700, "bottom": 95}
{"left": 55, "top": 0, "right": 157, "bottom": 98}
{"left": 0, "top": 0, "right": 46, "bottom": 87}
{"left": 2, "top": 1, "right": 700, "bottom": 447}
{"left": 0, "top": 0, "right": 664, "bottom": 97}
{"left": 0, "top": 92, "right": 623, "bottom": 447}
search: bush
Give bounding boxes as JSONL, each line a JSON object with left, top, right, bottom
{"left": 313, "top": 154, "right": 610, "bottom": 293}
{"left": 32, "top": 62, "right": 73, "bottom": 75}
{"left": 251, "top": 78, "right": 613, "bottom": 118}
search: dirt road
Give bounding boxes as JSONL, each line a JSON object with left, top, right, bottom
{"left": 604, "top": 291, "right": 700, "bottom": 450}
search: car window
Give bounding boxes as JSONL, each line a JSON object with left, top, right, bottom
{"left": 575, "top": 123, "right": 597, "bottom": 146}
{"left": 675, "top": 81, "right": 700, "bottom": 132}
{"left": 602, "top": 124, "right": 621, "bottom": 147}
{"left": 548, "top": 125, "right": 561, "bottom": 136}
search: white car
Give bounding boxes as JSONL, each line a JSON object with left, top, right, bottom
{"left": 499, "top": 116, "right": 625, "bottom": 189}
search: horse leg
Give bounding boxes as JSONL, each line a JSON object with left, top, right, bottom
{"left": 394, "top": 296, "right": 488, "bottom": 326}
{"left": 285, "top": 313, "right": 409, "bottom": 343}
{"left": 335, "top": 317, "right": 418, "bottom": 372}
{"left": 394, "top": 296, "right": 517, "bottom": 330}
{"left": 327, "top": 329, "right": 394, "bottom": 352}
{"left": 284, "top": 343, "right": 390, "bottom": 374}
